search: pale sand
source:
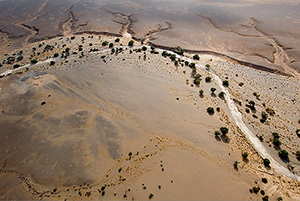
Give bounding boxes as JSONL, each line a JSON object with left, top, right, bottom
{"left": 0, "top": 35, "right": 299, "bottom": 200}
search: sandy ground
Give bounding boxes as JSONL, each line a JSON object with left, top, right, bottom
{"left": 0, "top": 34, "right": 300, "bottom": 201}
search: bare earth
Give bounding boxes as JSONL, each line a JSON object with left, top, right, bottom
{"left": 0, "top": 0, "right": 300, "bottom": 201}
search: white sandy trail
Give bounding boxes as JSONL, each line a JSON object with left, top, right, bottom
{"left": 1, "top": 45, "right": 299, "bottom": 181}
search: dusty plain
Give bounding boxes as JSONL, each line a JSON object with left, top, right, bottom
{"left": 0, "top": 0, "right": 300, "bottom": 200}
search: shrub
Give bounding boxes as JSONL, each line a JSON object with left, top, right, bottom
{"left": 245, "top": 108, "right": 250, "bottom": 113}
{"left": 272, "top": 132, "right": 279, "bottom": 138}
{"left": 31, "top": 59, "right": 38, "bottom": 64}
{"left": 194, "top": 78, "right": 200, "bottom": 85}
{"left": 50, "top": 61, "right": 55, "bottom": 65}
{"left": 242, "top": 152, "right": 248, "bottom": 159}
{"left": 277, "top": 197, "right": 283, "bottom": 201}
{"left": 54, "top": 53, "right": 59, "bottom": 57}
{"left": 149, "top": 193, "right": 154, "bottom": 199}
{"left": 115, "top": 38, "right": 120, "bottom": 42}
{"left": 238, "top": 82, "right": 244, "bottom": 87}
{"left": 262, "top": 195, "right": 269, "bottom": 201}
{"left": 215, "top": 131, "right": 221, "bottom": 136}
{"left": 207, "top": 107, "right": 214, "bottom": 114}
{"left": 210, "top": 88, "right": 216, "bottom": 93}
{"left": 220, "top": 127, "right": 229, "bottom": 135}
{"left": 128, "top": 40, "right": 134, "bottom": 46}
{"left": 296, "top": 129, "right": 300, "bottom": 136}
{"left": 193, "top": 54, "right": 200, "bottom": 60}
{"left": 206, "top": 64, "right": 210, "bottom": 68}
{"left": 142, "top": 46, "right": 147, "bottom": 51}
{"left": 266, "top": 108, "right": 275, "bottom": 116}
{"left": 189, "top": 62, "right": 195, "bottom": 68}
{"left": 170, "top": 54, "right": 176, "bottom": 61}
{"left": 13, "top": 64, "right": 20, "bottom": 69}
{"left": 205, "top": 77, "right": 212, "bottom": 82}
{"left": 260, "top": 190, "right": 265, "bottom": 195}
{"left": 273, "top": 138, "right": 280, "bottom": 146}
{"left": 249, "top": 100, "right": 256, "bottom": 110}
{"left": 259, "top": 136, "right": 264, "bottom": 142}
{"left": 102, "top": 41, "right": 108, "bottom": 46}
{"left": 263, "top": 158, "right": 270, "bottom": 167}
{"left": 222, "top": 80, "right": 229, "bottom": 86}
{"left": 296, "top": 151, "right": 300, "bottom": 160}
{"left": 262, "top": 178, "right": 268, "bottom": 183}
{"left": 109, "top": 43, "right": 113, "bottom": 48}
{"left": 252, "top": 186, "right": 260, "bottom": 194}
{"left": 234, "top": 161, "right": 238, "bottom": 168}
{"left": 278, "top": 150, "right": 289, "bottom": 159}
{"left": 89, "top": 43, "right": 93, "bottom": 46}
{"left": 71, "top": 36, "right": 75, "bottom": 40}
{"left": 199, "top": 90, "right": 204, "bottom": 96}
{"left": 16, "top": 55, "right": 23, "bottom": 61}
{"left": 218, "top": 92, "right": 225, "bottom": 99}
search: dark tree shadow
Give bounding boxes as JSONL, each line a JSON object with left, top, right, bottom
{"left": 210, "top": 93, "right": 216, "bottom": 98}
{"left": 279, "top": 157, "right": 290, "bottom": 163}
{"left": 221, "top": 135, "right": 230, "bottom": 143}
{"left": 199, "top": 94, "right": 204, "bottom": 98}
{"left": 215, "top": 135, "right": 221, "bottom": 142}
{"left": 243, "top": 157, "right": 249, "bottom": 163}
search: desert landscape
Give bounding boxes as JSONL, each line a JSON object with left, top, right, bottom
{"left": 0, "top": 0, "right": 300, "bottom": 200}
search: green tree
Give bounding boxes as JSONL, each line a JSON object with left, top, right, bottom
{"left": 210, "top": 88, "right": 216, "bottom": 93}
{"left": 142, "top": 46, "right": 147, "bottom": 51}
{"left": 205, "top": 77, "right": 212, "bottom": 82}
{"left": 50, "top": 61, "right": 55, "bottom": 65}
{"left": 199, "top": 90, "right": 204, "bottom": 96}
{"left": 263, "top": 158, "right": 270, "bottom": 167}
{"left": 242, "top": 152, "right": 248, "bottom": 159}
{"left": 115, "top": 38, "right": 120, "bottom": 42}
{"left": 193, "top": 54, "right": 200, "bottom": 60}
{"left": 31, "top": 59, "right": 38, "bottom": 64}
{"left": 109, "top": 43, "right": 114, "bottom": 48}
{"left": 218, "top": 92, "right": 225, "bottom": 99}
{"left": 278, "top": 150, "right": 289, "bottom": 159}
{"left": 207, "top": 107, "right": 214, "bottom": 114}
{"left": 220, "top": 127, "right": 229, "bottom": 135}
{"left": 170, "top": 54, "right": 176, "bottom": 61}
{"left": 128, "top": 40, "right": 134, "bottom": 46}
{"left": 222, "top": 80, "right": 229, "bottom": 86}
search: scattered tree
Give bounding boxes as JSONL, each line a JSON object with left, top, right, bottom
{"left": 199, "top": 90, "right": 204, "bottom": 96}
{"left": 207, "top": 107, "right": 214, "bottom": 114}
{"left": 142, "top": 46, "right": 147, "bottom": 51}
{"left": 278, "top": 150, "right": 289, "bottom": 159}
{"left": 262, "top": 178, "right": 268, "bottom": 183}
{"left": 109, "top": 43, "right": 114, "bottom": 48}
{"left": 115, "top": 38, "right": 120, "bottom": 42}
{"left": 50, "top": 61, "right": 55, "bottom": 65}
{"left": 31, "top": 59, "right": 38, "bottom": 64}
{"left": 262, "top": 195, "right": 269, "bottom": 201}
{"left": 263, "top": 158, "right": 270, "bottom": 167}
{"left": 234, "top": 161, "right": 238, "bottom": 169}
{"left": 193, "top": 54, "right": 200, "bottom": 60}
{"left": 242, "top": 152, "right": 248, "bottom": 159}
{"left": 296, "top": 151, "right": 300, "bottom": 160}
{"left": 205, "top": 64, "right": 210, "bottom": 68}
{"left": 215, "top": 131, "right": 221, "bottom": 136}
{"left": 128, "top": 40, "right": 134, "bottom": 46}
{"left": 220, "top": 127, "right": 229, "bottom": 135}
{"left": 170, "top": 54, "right": 176, "bottom": 61}
{"left": 210, "top": 87, "right": 216, "bottom": 93}
{"left": 102, "top": 41, "right": 108, "bottom": 46}
{"left": 149, "top": 193, "right": 154, "bottom": 199}
{"left": 222, "top": 80, "right": 229, "bottom": 86}
{"left": 205, "top": 76, "right": 212, "bottom": 82}
{"left": 218, "top": 92, "right": 225, "bottom": 99}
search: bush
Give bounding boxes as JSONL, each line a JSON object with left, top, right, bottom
{"left": 54, "top": 53, "right": 59, "bottom": 57}
{"left": 260, "top": 190, "right": 265, "bottom": 195}
{"left": 262, "top": 178, "right": 268, "bottom": 183}
{"left": 296, "top": 129, "right": 300, "bottom": 136}
{"left": 142, "top": 46, "right": 147, "bottom": 51}
{"left": 115, "top": 38, "right": 120, "bottom": 42}
{"left": 102, "top": 41, "right": 108, "bottom": 46}
{"left": 245, "top": 108, "right": 250, "bottom": 113}
{"left": 109, "top": 43, "right": 114, "bottom": 48}
{"left": 215, "top": 131, "right": 221, "bottom": 136}
{"left": 272, "top": 132, "right": 279, "bottom": 138}
{"left": 277, "top": 197, "right": 283, "bottom": 201}
{"left": 206, "top": 64, "right": 210, "bottom": 68}
{"left": 13, "top": 64, "right": 20, "bottom": 69}
{"left": 71, "top": 36, "right": 75, "bottom": 40}
{"left": 194, "top": 78, "right": 200, "bottom": 85}
{"left": 149, "top": 193, "right": 154, "bottom": 199}
{"left": 207, "top": 107, "right": 214, "bottom": 114}
{"left": 89, "top": 43, "right": 93, "bottom": 46}
{"left": 252, "top": 186, "right": 260, "bottom": 194}
{"left": 218, "top": 92, "right": 225, "bottom": 99}
{"left": 128, "top": 40, "right": 134, "bottom": 46}
{"left": 259, "top": 136, "right": 264, "bottom": 142}
{"left": 210, "top": 88, "right": 216, "bottom": 93}
{"left": 50, "top": 61, "right": 55, "bottom": 65}
{"left": 238, "top": 82, "right": 244, "bottom": 87}
{"left": 234, "top": 161, "right": 238, "bottom": 168}
{"left": 193, "top": 54, "right": 200, "bottom": 60}
{"left": 273, "top": 138, "right": 280, "bottom": 146}
{"left": 16, "top": 55, "right": 23, "bottom": 61}
{"left": 222, "top": 80, "right": 229, "bottom": 86}
{"left": 262, "top": 195, "right": 269, "bottom": 201}
{"left": 296, "top": 151, "right": 300, "bottom": 160}
{"left": 242, "top": 152, "right": 248, "bottom": 159}
{"left": 189, "top": 62, "right": 195, "bottom": 68}
{"left": 199, "top": 90, "right": 204, "bottom": 96}
{"left": 31, "top": 59, "right": 38, "bottom": 64}
{"left": 278, "top": 150, "right": 289, "bottom": 159}
{"left": 263, "top": 158, "right": 270, "bottom": 167}
{"left": 216, "top": 107, "right": 220, "bottom": 112}
{"left": 220, "top": 127, "right": 229, "bottom": 135}
{"left": 205, "top": 77, "right": 212, "bottom": 82}
{"left": 170, "top": 54, "right": 176, "bottom": 61}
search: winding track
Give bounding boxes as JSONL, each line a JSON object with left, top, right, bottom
{"left": 0, "top": 43, "right": 299, "bottom": 182}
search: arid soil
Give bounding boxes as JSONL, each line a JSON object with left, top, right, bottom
{"left": 0, "top": 0, "right": 300, "bottom": 200}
